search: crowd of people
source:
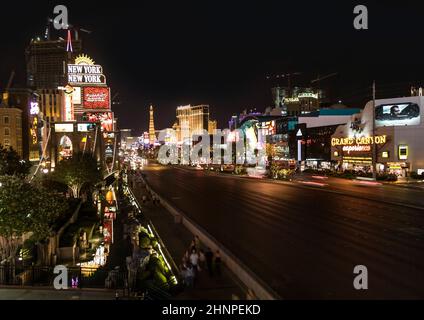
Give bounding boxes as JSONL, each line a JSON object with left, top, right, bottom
{"left": 179, "top": 235, "right": 222, "bottom": 288}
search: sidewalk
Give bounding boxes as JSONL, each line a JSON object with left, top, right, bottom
{"left": 0, "top": 287, "right": 117, "bottom": 300}
{"left": 383, "top": 178, "right": 424, "bottom": 190}
{"left": 131, "top": 176, "right": 246, "bottom": 300}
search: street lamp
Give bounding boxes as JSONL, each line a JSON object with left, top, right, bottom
{"left": 372, "top": 81, "right": 377, "bottom": 180}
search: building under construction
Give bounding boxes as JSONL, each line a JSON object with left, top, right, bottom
{"left": 26, "top": 38, "right": 82, "bottom": 89}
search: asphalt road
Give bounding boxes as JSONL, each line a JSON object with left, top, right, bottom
{"left": 141, "top": 164, "right": 424, "bottom": 299}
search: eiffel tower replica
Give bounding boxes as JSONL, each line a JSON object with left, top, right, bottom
{"left": 149, "top": 104, "right": 156, "bottom": 145}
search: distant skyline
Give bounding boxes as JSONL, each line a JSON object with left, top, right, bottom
{"left": 1, "top": 1, "right": 424, "bottom": 135}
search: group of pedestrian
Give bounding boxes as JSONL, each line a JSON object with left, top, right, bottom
{"left": 151, "top": 194, "right": 160, "bottom": 205}
{"left": 180, "top": 235, "right": 223, "bottom": 288}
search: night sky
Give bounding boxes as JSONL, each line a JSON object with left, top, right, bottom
{"left": 1, "top": 0, "right": 424, "bottom": 134}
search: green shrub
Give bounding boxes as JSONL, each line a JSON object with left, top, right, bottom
{"left": 377, "top": 173, "right": 398, "bottom": 182}
{"left": 276, "top": 169, "right": 294, "bottom": 180}
{"left": 234, "top": 165, "right": 246, "bottom": 175}
{"left": 154, "top": 270, "right": 169, "bottom": 289}
{"left": 139, "top": 235, "right": 151, "bottom": 248}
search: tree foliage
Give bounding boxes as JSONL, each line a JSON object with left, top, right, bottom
{"left": 0, "top": 175, "right": 69, "bottom": 262}
{"left": 51, "top": 152, "right": 102, "bottom": 198}
{"left": 0, "top": 145, "right": 31, "bottom": 177}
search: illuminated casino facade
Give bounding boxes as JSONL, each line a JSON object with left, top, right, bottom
{"left": 271, "top": 86, "right": 324, "bottom": 116}
{"left": 238, "top": 115, "right": 297, "bottom": 168}
{"left": 46, "top": 53, "right": 117, "bottom": 172}
{"left": 331, "top": 95, "right": 424, "bottom": 176}
{"left": 235, "top": 108, "right": 360, "bottom": 169}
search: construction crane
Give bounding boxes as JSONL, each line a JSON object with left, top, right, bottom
{"left": 111, "top": 92, "right": 121, "bottom": 106}
{"left": 65, "top": 23, "right": 92, "bottom": 41}
{"left": 1, "top": 70, "right": 15, "bottom": 107}
{"left": 311, "top": 72, "right": 338, "bottom": 101}
{"left": 46, "top": 18, "right": 92, "bottom": 41}
{"left": 44, "top": 18, "right": 91, "bottom": 53}
{"left": 311, "top": 72, "right": 338, "bottom": 85}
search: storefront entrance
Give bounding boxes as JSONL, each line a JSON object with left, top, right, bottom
{"left": 386, "top": 162, "right": 409, "bottom": 177}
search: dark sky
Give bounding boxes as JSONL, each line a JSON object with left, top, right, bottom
{"left": 1, "top": 0, "right": 424, "bottom": 135}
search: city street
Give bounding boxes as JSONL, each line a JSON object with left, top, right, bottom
{"left": 142, "top": 164, "right": 424, "bottom": 299}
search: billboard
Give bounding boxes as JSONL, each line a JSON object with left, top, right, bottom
{"left": 83, "top": 87, "right": 110, "bottom": 110}
{"left": 82, "top": 112, "right": 113, "bottom": 132}
{"left": 103, "top": 219, "right": 113, "bottom": 244}
{"left": 375, "top": 102, "right": 420, "bottom": 127}
{"left": 77, "top": 123, "right": 96, "bottom": 132}
{"left": 54, "top": 123, "right": 74, "bottom": 133}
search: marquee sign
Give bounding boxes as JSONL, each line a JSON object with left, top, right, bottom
{"left": 83, "top": 87, "right": 110, "bottom": 109}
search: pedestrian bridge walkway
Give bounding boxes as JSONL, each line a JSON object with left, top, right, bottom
{"left": 131, "top": 175, "right": 246, "bottom": 300}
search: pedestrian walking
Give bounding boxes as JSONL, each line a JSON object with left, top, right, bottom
{"left": 198, "top": 249, "right": 206, "bottom": 271}
{"left": 215, "top": 250, "right": 222, "bottom": 276}
{"left": 185, "top": 263, "right": 195, "bottom": 288}
{"left": 189, "top": 248, "right": 199, "bottom": 272}
{"left": 205, "top": 247, "right": 214, "bottom": 277}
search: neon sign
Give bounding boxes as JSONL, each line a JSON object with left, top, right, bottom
{"left": 30, "top": 102, "right": 39, "bottom": 115}
{"left": 298, "top": 92, "right": 319, "bottom": 99}
{"left": 342, "top": 145, "right": 371, "bottom": 154}
{"left": 64, "top": 89, "right": 74, "bottom": 121}
{"left": 30, "top": 117, "right": 38, "bottom": 144}
{"left": 67, "top": 54, "right": 107, "bottom": 85}
{"left": 332, "top": 135, "right": 387, "bottom": 147}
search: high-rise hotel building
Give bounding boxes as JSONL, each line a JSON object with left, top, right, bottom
{"left": 176, "top": 104, "right": 210, "bottom": 142}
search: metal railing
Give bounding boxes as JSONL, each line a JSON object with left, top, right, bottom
{"left": 0, "top": 265, "right": 126, "bottom": 289}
